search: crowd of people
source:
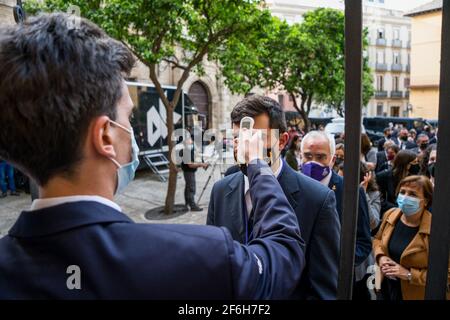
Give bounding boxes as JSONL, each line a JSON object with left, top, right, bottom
{"left": 266, "top": 112, "right": 444, "bottom": 300}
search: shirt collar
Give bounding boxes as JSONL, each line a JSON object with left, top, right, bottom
{"left": 320, "top": 170, "right": 333, "bottom": 187}
{"left": 244, "top": 160, "right": 282, "bottom": 194}
{"left": 30, "top": 195, "right": 122, "bottom": 212}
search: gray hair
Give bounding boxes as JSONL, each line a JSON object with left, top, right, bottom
{"left": 301, "top": 130, "right": 336, "bottom": 158}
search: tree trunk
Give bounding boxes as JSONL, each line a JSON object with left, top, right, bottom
{"left": 164, "top": 103, "right": 178, "bottom": 215}
{"left": 291, "top": 92, "right": 310, "bottom": 133}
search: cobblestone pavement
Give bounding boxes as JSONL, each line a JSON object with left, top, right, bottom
{"left": 0, "top": 163, "right": 232, "bottom": 237}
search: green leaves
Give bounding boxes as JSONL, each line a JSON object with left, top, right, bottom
{"left": 217, "top": 7, "right": 374, "bottom": 118}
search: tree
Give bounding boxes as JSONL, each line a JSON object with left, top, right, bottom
{"left": 25, "top": 0, "right": 270, "bottom": 215}
{"left": 315, "top": 28, "right": 374, "bottom": 117}
{"left": 218, "top": 8, "right": 373, "bottom": 131}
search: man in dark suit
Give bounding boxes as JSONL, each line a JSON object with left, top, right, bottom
{"left": 0, "top": 13, "right": 305, "bottom": 299}
{"left": 398, "top": 129, "right": 417, "bottom": 150}
{"left": 410, "top": 133, "right": 430, "bottom": 155}
{"left": 300, "top": 131, "right": 372, "bottom": 266}
{"left": 375, "top": 144, "right": 399, "bottom": 173}
{"left": 207, "top": 95, "right": 341, "bottom": 300}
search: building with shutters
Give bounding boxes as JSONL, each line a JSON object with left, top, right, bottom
{"left": 405, "top": 0, "right": 443, "bottom": 120}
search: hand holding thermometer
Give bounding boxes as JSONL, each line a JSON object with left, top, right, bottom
{"left": 237, "top": 117, "right": 255, "bottom": 164}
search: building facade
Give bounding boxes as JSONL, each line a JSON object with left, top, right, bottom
{"left": 265, "top": 0, "right": 412, "bottom": 118}
{"left": 405, "top": 0, "right": 442, "bottom": 120}
{"left": 0, "top": 0, "right": 15, "bottom": 25}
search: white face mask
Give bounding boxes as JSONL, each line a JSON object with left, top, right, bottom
{"left": 108, "top": 120, "right": 140, "bottom": 195}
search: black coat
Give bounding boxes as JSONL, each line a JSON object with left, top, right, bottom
{"left": 376, "top": 168, "right": 399, "bottom": 215}
{"left": 375, "top": 151, "right": 388, "bottom": 173}
{"left": 327, "top": 172, "right": 372, "bottom": 266}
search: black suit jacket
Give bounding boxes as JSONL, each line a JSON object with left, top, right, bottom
{"left": 327, "top": 172, "right": 372, "bottom": 266}
{"left": 208, "top": 161, "right": 341, "bottom": 300}
{"left": 0, "top": 161, "right": 305, "bottom": 299}
{"left": 375, "top": 151, "right": 388, "bottom": 173}
{"left": 376, "top": 168, "right": 399, "bottom": 215}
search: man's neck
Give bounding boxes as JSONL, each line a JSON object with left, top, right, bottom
{"left": 271, "top": 158, "right": 281, "bottom": 175}
{"left": 40, "top": 176, "right": 114, "bottom": 201}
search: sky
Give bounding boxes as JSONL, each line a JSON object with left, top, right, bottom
{"left": 266, "top": 0, "right": 435, "bottom": 12}
{"left": 377, "top": 0, "right": 435, "bottom": 11}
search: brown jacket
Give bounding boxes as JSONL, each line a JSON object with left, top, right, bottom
{"left": 373, "top": 208, "right": 450, "bottom": 300}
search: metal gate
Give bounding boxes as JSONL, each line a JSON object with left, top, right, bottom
{"left": 339, "top": 0, "right": 450, "bottom": 300}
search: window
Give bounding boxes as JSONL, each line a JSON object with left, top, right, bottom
{"left": 393, "top": 52, "right": 401, "bottom": 64}
{"left": 288, "top": 94, "right": 293, "bottom": 101}
{"left": 377, "top": 75, "right": 384, "bottom": 91}
{"left": 404, "top": 78, "right": 410, "bottom": 88}
{"left": 377, "top": 51, "right": 385, "bottom": 63}
{"left": 391, "top": 106, "right": 400, "bottom": 117}
{"left": 393, "top": 29, "right": 400, "bottom": 40}
{"left": 377, "top": 28, "right": 385, "bottom": 39}
{"left": 393, "top": 76, "right": 400, "bottom": 91}
{"left": 377, "top": 103, "right": 384, "bottom": 116}
{"left": 278, "top": 94, "right": 284, "bottom": 107}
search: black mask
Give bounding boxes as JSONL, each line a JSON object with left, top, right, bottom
{"left": 387, "top": 134, "right": 392, "bottom": 139}
{"left": 335, "top": 157, "right": 344, "bottom": 166}
{"left": 239, "top": 164, "right": 248, "bottom": 176}
{"left": 400, "top": 136, "right": 408, "bottom": 141}
{"left": 409, "top": 163, "right": 421, "bottom": 175}
{"left": 420, "top": 142, "right": 429, "bottom": 150}
{"left": 428, "top": 163, "right": 435, "bottom": 178}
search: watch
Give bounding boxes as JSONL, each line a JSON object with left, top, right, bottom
{"left": 407, "top": 271, "right": 412, "bottom": 282}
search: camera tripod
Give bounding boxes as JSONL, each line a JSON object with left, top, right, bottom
{"left": 197, "top": 153, "right": 223, "bottom": 204}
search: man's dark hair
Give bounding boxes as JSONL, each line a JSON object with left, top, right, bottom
{"left": 230, "top": 95, "right": 287, "bottom": 133}
{"left": 0, "top": 13, "right": 135, "bottom": 185}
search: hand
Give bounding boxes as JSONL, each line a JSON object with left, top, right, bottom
{"left": 202, "top": 163, "right": 209, "bottom": 170}
{"left": 378, "top": 255, "right": 394, "bottom": 268}
{"left": 235, "top": 129, "right": 264, "bottom": 164}
{"left": 360, "top": 171, "right": 372, "bottom": 191}
{"left": 366, "top": 162, "right": 376, "bottom": 171}
{"left": 381, "top": 262, "right": 410, "bottom": 281}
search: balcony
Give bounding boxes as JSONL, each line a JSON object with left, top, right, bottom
{"left": 392, "top": 39, "right": 403, "bottom": 48}
{"left": 375, "top": 91, "right": 388, "bottom": 99}
{"left": 391, "top": 63, "right": 403, "bottom": 72}
{"left": 376, "top": 38, "right": 387, "bottom": 46}
{"left": 391, "top": 91, "right": 403, "bottom": 99}
{"left": 375, "top": 63, "right": 388, "bottom": 71}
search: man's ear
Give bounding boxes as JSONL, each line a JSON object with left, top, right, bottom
{"left": 91, "top": 116, "right": 117, "bottom": 159}
{"left": 331, "top": 154, "right": 337, "bottom": 167}
{"left": 279, "top": 132, "right": 290, "bottom": 150}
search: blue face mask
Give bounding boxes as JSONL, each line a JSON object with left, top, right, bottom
{"left": 109, "top": 120, "right": 140, "bottom": 195}
{"left": 397, "top": 194, "right": 421, "bottom": 216}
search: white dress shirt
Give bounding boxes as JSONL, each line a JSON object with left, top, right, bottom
{"left": 243, "top": 160, "right": 283, "bottom": 215}
{"left": 30, "top": 195, "right": 122, "bottom": 212}
{"left": 320, "top": 170, "right": 333, "bottom": 187}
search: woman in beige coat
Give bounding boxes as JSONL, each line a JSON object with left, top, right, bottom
{"left": 373, "top": 175, "right": 449, "bottom": 300}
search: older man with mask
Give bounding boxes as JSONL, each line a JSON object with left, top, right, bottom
{"left": 300, "top": 131, "right": 372, "bottom": 267}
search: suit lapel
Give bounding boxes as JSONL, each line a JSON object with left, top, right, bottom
{"left": 278, "top": 161, "right": 299, "bottom": 209}
{"left": 225, "top": 173, "right": 246, "bottom": 242}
